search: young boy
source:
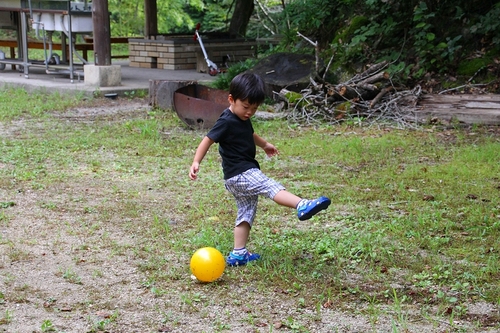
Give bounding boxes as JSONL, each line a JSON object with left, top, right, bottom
{"left": 189, "top": 73, "right": 330, "bottom": 266}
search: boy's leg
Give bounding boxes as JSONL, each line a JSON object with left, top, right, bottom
{"left": 273, "top": 190, "right": 301, "bottom": 208}
{"left": 224, "top": 179, "right": 261, "bottom": 266}
{"left": 274, "top": 190, "right": 331, "bottom": 221}
{"left": 228, "top": 221, "right": 261, "bottom": 266}
{"left": 234, "top": 221, "right": 250, "bottom": 249}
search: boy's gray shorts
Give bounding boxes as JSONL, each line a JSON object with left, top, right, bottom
{"left": 224, "top": 168, "right": 285, "bottom": 227}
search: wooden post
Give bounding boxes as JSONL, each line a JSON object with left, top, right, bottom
{"left": 144, "top": 0, "right": 158, "bottom": 38}
{"left": 92, "top": 0, "right": 111, "bottom": 66}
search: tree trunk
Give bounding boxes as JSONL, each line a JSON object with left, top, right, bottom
{"left": 228, "top": 0, "right": 254, "bottom": 38}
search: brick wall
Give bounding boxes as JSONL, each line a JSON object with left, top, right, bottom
{"left": 128, "top": 38, "right": 257, "bottom": 72}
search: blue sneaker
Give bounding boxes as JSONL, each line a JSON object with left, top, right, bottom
{"left": 297, "top": 196, "right": 331, "bottom": 221}
{"left": 226, "top": 251, "right": 261, "bottom": 266}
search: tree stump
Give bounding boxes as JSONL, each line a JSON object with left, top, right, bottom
{"left": 149, "top": 80, "right": 196, "bottom": 109}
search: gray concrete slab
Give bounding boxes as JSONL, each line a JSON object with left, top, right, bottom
{"left": 0, "top": 60, "right": 217, "bottom": 96}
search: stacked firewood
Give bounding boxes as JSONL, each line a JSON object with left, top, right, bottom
{"left": 276, "top": 60, "right": 424, "bottom": 128}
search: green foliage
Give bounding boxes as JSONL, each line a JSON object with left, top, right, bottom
{"left": 108, "top": 0, "right": 145, "bottom": 36}
{"left": 280, "top": 0, "right": 357, "bottom": 48}
{"left": 267, "top": 0, "right": 499, "bottom": 85}
{"left": 470, "top": 2, "right": 500, "bottom": 46}
{"left": 457, "top": 57, "right": 492, "bottom": 76}
{"left": 211, "top": 58, "right": 258, "bottom": 90}
{"left": 107, "top": 0, "right": 231, "bottom": 36}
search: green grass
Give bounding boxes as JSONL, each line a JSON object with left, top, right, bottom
{"left": 0, "top": 86, "right": 87, "bottom": 121}
{"left": 1, "top": 86, "right": 499, "bottom": 331}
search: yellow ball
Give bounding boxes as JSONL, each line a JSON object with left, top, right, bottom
{"left": 190, "top": 247, "right": 226, "bottom": 282}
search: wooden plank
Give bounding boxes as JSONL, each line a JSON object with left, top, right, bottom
{"left": 0, "top": 39, "right": 130, "bottom": 60}
{"left": 0, "top": 39, "right": 92, "bottom": 50}
{"left": 0, "top": 39, "right": 92, "bottom": 59}
{"left": 0, "top": 40, "right": 100, "bottom": 49}
{"left": 418, "top": 104, "right": 458, "bottom": 109}
{"left": 420, "top": 94, "right": 500, "bottom": 103}
{"left": 414, "top": 108, "right": 500, "bottom": 125}
{"left": 418, "top": 102, "right": 500, "bottom": 110}
{"left": 83, "top": 36, "right": 139, "bottom": 44}
{"left": 463, "top": 102, "right": 500, "bottom": 109}
{"left": 415, "top": 94, "right": 500, "bottom": 125}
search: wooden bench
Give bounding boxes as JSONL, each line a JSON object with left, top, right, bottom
{"left": 0, "top": 39, "right": 93, "bottom": 61}
{"left": 83, "top": 36, "right": 141, "bottom": 59}
{"left": 0, "top": 36, "right": 137, "bottom": 69}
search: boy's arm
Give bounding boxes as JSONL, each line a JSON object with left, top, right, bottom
{"left": 189, "top": 136, "right": 215, "bottom": 180}
{"left": 253, "top": 133, "right": 279, "bottom": 157}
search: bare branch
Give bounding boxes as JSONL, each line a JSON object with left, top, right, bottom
{"left": 297, "top": 32, "right": 317, "bottom": 47}
{"left": 323, "top": 54, "right": 335, "bottom": 81}
{"left": 438, "top": 83, "right": 488, "bottom": 95}
{"left": 297, "top": 32, "right": 320, "bottom": 76}
{"left": 255, "top": 0, "right": 278, "bottom": 34}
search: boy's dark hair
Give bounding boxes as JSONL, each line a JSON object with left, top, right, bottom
{"left": 229, "top": 73, "right": 266, "bottom": 105}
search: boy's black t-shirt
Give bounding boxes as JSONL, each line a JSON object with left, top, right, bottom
{"left": 207, "top": 108, "right": 260, "bottom": 179}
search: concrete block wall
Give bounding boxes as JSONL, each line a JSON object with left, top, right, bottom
{"left": 128, "top": 38, "right": 257, "bottom": 72}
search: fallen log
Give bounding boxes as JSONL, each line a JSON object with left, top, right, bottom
{"left": 414, "top": 94, "right": 500, "bottom": 124}
{"left": 360, "top": 71, "right": 390, "bottom": 85}
{"left": 348, "top": 60, "right": 388, "bottom": 84}
{"left": 338, "top": 85, "right": 379, "bottom": 101}
{"left": 370, "top": 86, "right": 393, "bottom": 108}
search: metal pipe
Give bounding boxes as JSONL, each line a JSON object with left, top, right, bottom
{"left": 20, "top": 11, "right": 29, "bottom": 78}
{"left": 59, "top": 12, "right": 76, "bottom": 82}
{"left": 43, "top": 31, "right": 58, "bottom": 67}
{"left": 0, "top": 50, "right": 6, "bottom": 70}
{"left": 35, "top": 13, "right": 41, "bottom": 39}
